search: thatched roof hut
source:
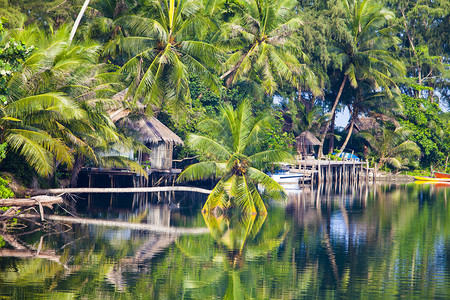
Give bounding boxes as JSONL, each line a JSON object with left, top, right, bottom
{"left": 296, "top": 131, "right": 321, "bottom": 156}
{"left": 345, "top": 117, "right": 380, "bottom": 133}
{"left": 125, "top": 117, "right": 184, "bottom": 146}
{"left": 109, "top": 90, "right": 183, "bottom": 171}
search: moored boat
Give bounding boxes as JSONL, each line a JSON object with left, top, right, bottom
{"left": 270, "top": 172, "right": 306, "bottom": 184}
{"left": 434, "top": 171, "right": 450, "bottom": 179}
{"left": 414, "top": 176, "right": 450, "bottom": 182}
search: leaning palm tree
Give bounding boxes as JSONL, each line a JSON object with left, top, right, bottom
{"left": 359, "top": 127, "right": 420, "bottom": 170}
{"left": 178, "top": 100, "right": 292, "bottom": 215}
{"left": 318, "top": 0, "right": 405, "bottom": 154}
{"left": 338, "top": 89, "right": 401, "bottom": 153}
{"left": 218, "top": 0, "right": 317, "bottom": 95}
{"left": 104, "top": 0, "right": 222, "bottom": 114}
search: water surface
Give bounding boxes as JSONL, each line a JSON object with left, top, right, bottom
{"left": 1, "top": 183, "right": 450, "bottom": 299}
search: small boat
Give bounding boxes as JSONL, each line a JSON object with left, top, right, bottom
{"left": 414, "top": 176, "right": 450, "bottom": 182}
{"left": 434, "top": 171, "right": 450, "bottom": 179}
{"left": 270, "top": 171, "right": 309, "bottom": 184}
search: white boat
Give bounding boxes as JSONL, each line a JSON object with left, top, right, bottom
{"left": 270, "top": 172, "right": 307, "bottom": 184}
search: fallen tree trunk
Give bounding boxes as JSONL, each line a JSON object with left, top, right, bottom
{"left": 28, "top": 186, "right": 212, "bottom": 196}
{"left": 0, "top": 249, "right": 61, "bottom": 263}
{"left": 0, "top": 196, "right": 63, "bottom": 208}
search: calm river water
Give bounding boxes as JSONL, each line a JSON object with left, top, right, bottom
{"left": 1, "top": 183, "right": 450, "bottom": 299}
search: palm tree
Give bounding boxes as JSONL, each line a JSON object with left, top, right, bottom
{"left": 218, "top": 0, "right": 317, "bottom": 95}
{"left": 2, "top": 25, "right": 146, "bottom": 181}
{"left": 359, "top": 127, "right": 420, "bottom": 171}
{"left": 284, "top": 100, "right": 327, "bottom": 137}
{"left": 177, "top": 100, "right": 292, "bottom": 215}
{"left": 318, "top": 0, "right": 405, "bottom": 155}
{"left": 338, "top": 89, "right": 401, "bottom": 153}
{"left": 104, "top": 0, "right": 222, "bottom": 114}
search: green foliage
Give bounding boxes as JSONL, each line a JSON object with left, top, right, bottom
{"left": 359, "top": 126, "right": 421, "bottom": 170}
{"left": 178, "top": 100, "right": 293, "bottom": 214}
{"left": 0, "top": 151, "right": 36, "bottom": 186}
{"left": 0, "top": 142, "right": 6, "bottom": 162}
{"left": 0, "top": 175, "right": 13, "bottom": 198}
{"left": 0, "top": 18, "right": 33, "bottom": 104}
{"left": 398, "top": 94, "right": 447, "bottom": 167}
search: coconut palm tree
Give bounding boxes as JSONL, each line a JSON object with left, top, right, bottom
{"left": 218, "top": 0, "right": 317, "bottom": 96}
{"left": 338, "top": 89, "right": 401, "bottom": 153}
{"left": 359, "top": 127, "right": 420, "bottom": 171}
{"left": 2, "top": 24, "right": 146, "bottom": 181}
{"left": 318, "top": 0, "right": 405, "bottom": 154}
{"left": 177, "top": 100, "right": 292, "bottom": 215}
{"left": 104, "top": 0, "right": 222, "bottom": 114}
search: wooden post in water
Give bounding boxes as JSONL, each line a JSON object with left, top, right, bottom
{"left": 374, "top": 163, "right": 377, "bottom": 183}
{"left": 366, "top": 159, "right": 369, "bottom": 183}
{"left": 318, "top": 159, "right": 322, "bottom": 185}
{"left": 351, "top": 151, "right": 355, "bottom": 186}
{"left": 327, "top": 158, "right": 331, "bottom": 183}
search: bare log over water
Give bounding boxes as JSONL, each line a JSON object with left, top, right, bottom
{"left": 0, "top": 249, "right": 61, "bottom": 263}
{"left": 0, "top": 196, "right": 63, "bottom": 208}
{"left": 22, "top": 214, "right": 210, "bottom": 234}
{"left": 28, "top": 186, "right": 212, "bottom": 196}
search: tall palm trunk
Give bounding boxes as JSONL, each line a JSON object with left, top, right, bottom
{"left": 69, "top": 0, "right": 91, "bottom": 44}
{"left": 328, "top": 111, "right": 336, "bottom": 153}
{"left": 339, "top": 118, "right": 355, "bottom": 154}
{"left": 318, "top": 74, "right": 348, "bottom": 156}
{"left": 220, "top": 50, "right": 251, "bottom": 88}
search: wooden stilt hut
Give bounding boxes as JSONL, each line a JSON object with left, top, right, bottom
{"left": 109, "top": 89, "right": 183, "bottom": 172}
{"left": 126, "top": 117, "right": 184, "bottom": 171}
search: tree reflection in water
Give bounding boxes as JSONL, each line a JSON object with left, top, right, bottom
{"left": 1, "top": 184, "right": 450, "bottom": 298}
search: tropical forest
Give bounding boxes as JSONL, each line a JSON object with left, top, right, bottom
{"left": 0, "top": 0, "right": 450, "bottom": 298}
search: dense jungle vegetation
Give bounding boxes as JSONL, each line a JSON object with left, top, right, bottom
{"left": 0, "top": 0, "right": 449, "bottom": 189}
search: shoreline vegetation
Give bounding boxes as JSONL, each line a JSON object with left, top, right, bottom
{"left": 0, "top": 0, "right": 448, "bottom": 218}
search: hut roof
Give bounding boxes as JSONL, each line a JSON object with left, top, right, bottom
{"left": 109, "top": 89, "right": 183, "bottom": 146}
{"left": 128, "top": 116, "right": 184, "bottom": 145}
{"left": 346, "top": 117, "right": 380, "bottom": 133}
{"left": 296, "top": 131, "right": 321, "bottom": 146}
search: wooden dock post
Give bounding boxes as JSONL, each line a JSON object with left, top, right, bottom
{"left": 318, "top": 159, "right": 322, "bottom": 184}
{"left": 366, "top": 159, "right": 369, "bottom": 183}
{"left": 327, "top": 158, "right": 331, "bottom": 183}
{"left": 374, "top": 163, "right": 377, "bottom": 183}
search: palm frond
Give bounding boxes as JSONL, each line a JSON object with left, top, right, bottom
{"left": 178, "top": 161, "right": 227, "bottom": 182}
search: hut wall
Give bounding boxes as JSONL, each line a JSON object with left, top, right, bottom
{"left": 149, "top": 142, "right": 173, "bottom": 170}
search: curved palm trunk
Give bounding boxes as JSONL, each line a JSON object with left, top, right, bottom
{"left": 220, "top": 50, "right": 251, "bottom": 88}
{"left": 70, "top": 154, "right": 85, "bottom": 187}
{"left": 339, "top": 118, "right": 355, "bottom": 154}
{"left": 318, "top": 74, "right": 348, "bottom": 156}
{"left": 68, "top": 0, "right": 91, "bottom": 44}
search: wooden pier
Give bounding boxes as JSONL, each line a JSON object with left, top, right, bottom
{"left": 292, "top": 157, "right": 375, "bottom": 186}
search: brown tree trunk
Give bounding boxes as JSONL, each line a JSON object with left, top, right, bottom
{"left": 339, "top": 118, "right": 355, "bottom": 154}
{"left": 328, "top": 111, "right": 336, "bottom": 153}
{"left": 318, "top": 74, "right": 348, "bottom": 156}
{"left": 220, "top": 49, "right": 252, "bottom": 88}
{"left": 70, "top": 155, "right": 85, "bottom": 188}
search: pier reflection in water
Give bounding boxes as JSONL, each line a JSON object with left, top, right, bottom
{"left": 1, "top": 183, "right": 450, "bottom": 298}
